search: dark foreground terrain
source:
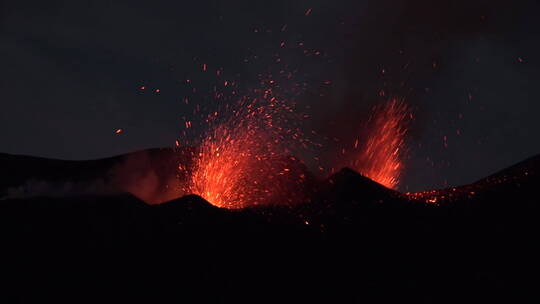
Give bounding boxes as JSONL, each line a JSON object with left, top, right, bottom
{"left": 1, "top": 150, "right": 539, "bottom": 303}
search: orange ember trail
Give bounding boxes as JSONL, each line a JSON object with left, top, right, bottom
{"left": 352, "top": 98, "right": 411, "bottom": 189}
{"left": 187, "top": 121, "right": 275, "bottom": 209}
{"left": 184, "top": 90, "right": 310, "bottom": 209}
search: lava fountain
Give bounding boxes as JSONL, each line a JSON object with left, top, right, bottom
{"left": 185, "top": 89, "right": 311, "bottom": 209}
{"left": 352, "top": 98, "right": 411, "bottom": 189}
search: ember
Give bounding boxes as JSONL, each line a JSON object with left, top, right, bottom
{"left": 351, "top": 98, "right": 411, "bottom": 189}
{"left": 183, "top": 88, "right": 311, "bottom": 209}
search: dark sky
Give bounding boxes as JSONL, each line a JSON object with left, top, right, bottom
{"left": 1, "top": 0, "right": 540, "bottom": 191}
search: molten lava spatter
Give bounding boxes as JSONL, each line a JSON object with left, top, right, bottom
{"left": 184, "top": 90, "right": 311, "bottom": 209}
{"left": 352, "top": 98, "right": 411, "bottom": 189}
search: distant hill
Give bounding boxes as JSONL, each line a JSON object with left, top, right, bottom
{"left": 0, "top": 148, "right": 189, "bottom": 203}
{"left": 406, "top": 154, "right": 540, "bottom": 208}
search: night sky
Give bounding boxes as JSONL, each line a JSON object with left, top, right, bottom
{"left": 1, "top": 0, "right": 540, "bottom": 191}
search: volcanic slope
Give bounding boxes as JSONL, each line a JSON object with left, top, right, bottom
{"left": 0, "top": 151, "right": 539, "bottom": 303}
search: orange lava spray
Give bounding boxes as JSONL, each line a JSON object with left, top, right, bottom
{"left": 352, "top": 98, "right": 411, "bottom": 189}
{"left": 185, "top": 90, "right": 311, "bottom": 209}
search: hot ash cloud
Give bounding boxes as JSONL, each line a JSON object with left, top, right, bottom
{"left": 109, "top": 150, "right": 186, "bottom": 204}
{"left": 0, "top": 150, "right": 184, "bottom": 204}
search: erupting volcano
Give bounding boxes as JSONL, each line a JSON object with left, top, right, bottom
{"left": 178, "top": 90, "right": 411, "bottom": 208}
{"left": 3, "top": 1, "right": 539, "bottom": 302}
{"left": 182, "top": 88, "right": 312, "bottom": 209}
{"left": 352, "top": 98, "right": 411, "bottom": 189}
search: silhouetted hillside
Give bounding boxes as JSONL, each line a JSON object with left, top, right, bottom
{"left": 0, "top": 150, "right": 539, "bottom": 303}
{"left": 0, "top": 148, "right": 190, "bottom": 202}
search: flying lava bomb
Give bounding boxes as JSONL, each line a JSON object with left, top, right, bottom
{"left": 1, "top": 1, "right": 539, "bottom": 303}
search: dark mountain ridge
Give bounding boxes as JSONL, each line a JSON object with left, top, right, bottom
{"left": 1, "top": 150, "right": 539, "bottom": 303}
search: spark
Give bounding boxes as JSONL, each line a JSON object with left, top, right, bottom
{"left": 351, "top": 98, "right": 411, "bottom": 189}
{"left": 183, "top": 89, "right": 312, "bottom": 209}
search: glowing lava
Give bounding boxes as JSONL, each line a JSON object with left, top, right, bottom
{"left": 352, "top": 98, "right": 411, "bottom": 189}
{"left": 184, "top": 90, "right": 310, "bottom": 209}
